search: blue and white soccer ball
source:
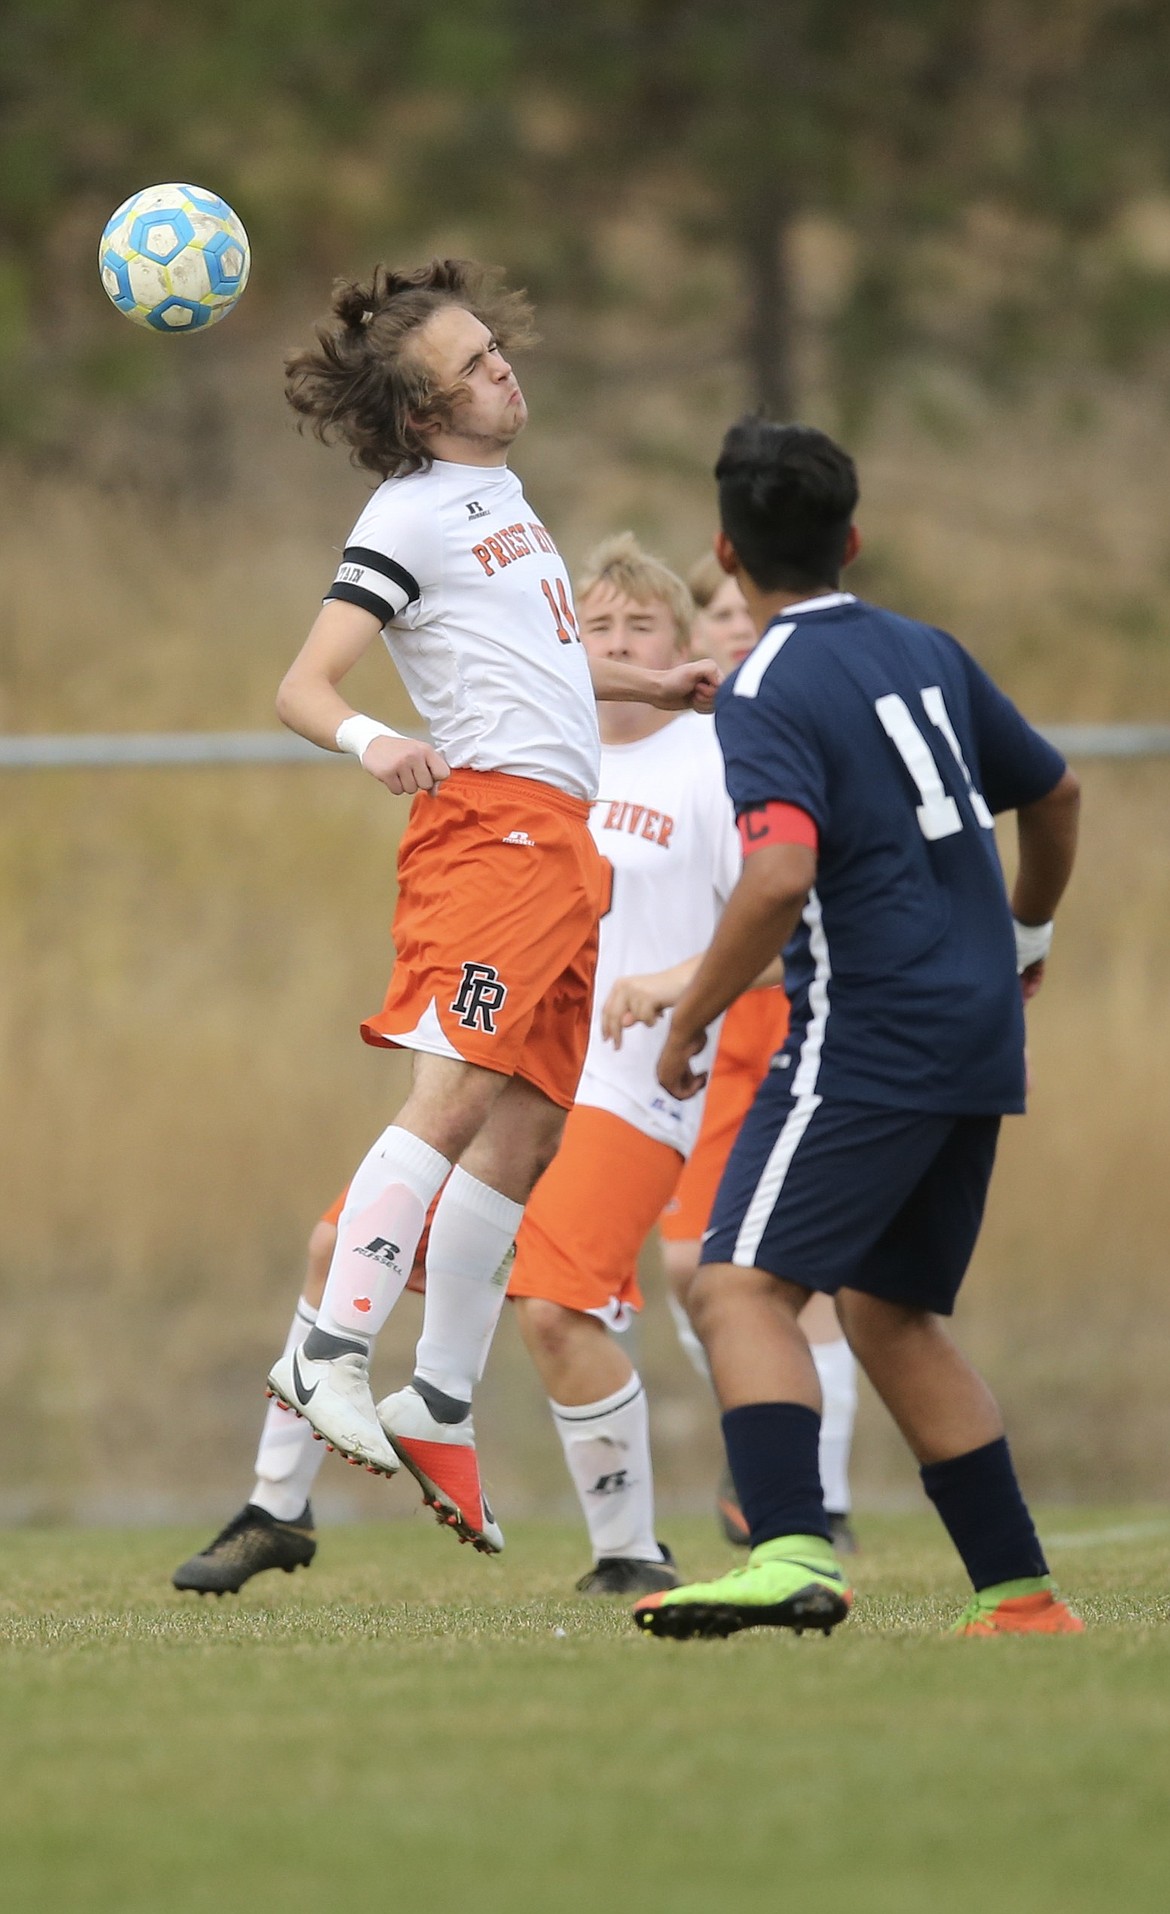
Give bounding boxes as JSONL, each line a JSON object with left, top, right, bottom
{"left": 98, "top": 183, "right": 250, "bottom": 332}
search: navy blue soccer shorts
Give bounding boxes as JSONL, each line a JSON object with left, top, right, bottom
{"left": 700, "top": 1073, "right": 1001, "bottom": 1316}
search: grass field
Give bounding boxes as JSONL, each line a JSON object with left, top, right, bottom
{"left": 3, "top": 1511, "right": 1170, "bottom": 1913}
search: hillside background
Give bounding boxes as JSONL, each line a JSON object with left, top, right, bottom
{"left": 3, "top": 0, "right": 1170, "bottom": 1526}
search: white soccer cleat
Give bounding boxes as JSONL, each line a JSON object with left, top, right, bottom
{"left": 376, "top": 1384, "right": 504, "bottom": 1554}
{"left": 267, "top": 1345, "right": 400, "bottom": 1478}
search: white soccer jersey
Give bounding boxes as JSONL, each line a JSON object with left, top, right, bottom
{"left": 576, "top": 711, "right": 741, "bottom": 1156}
{"left": 326, "top": 460, "right": 600, "bottom": 801}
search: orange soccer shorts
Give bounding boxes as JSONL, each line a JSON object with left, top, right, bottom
{"left": 361, "top": 768, "right": 605, "bottom": 1111}
{"left": 509, "top": 1104, "right": 684, "bottom": 1324}
{"left": 658, "top": 986, "right": 790, "bottom": 1244}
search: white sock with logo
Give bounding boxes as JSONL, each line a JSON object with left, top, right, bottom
{"left": 252, "top": 1298, "right": 326, "bottom": 1520}
{"left": 551, "top": 1374, "right": 663, "bottom": 1564}
{"left": 811, "top": 1336, "right": 858, "bottom": 1515}
{"left": 412, "top": 1167, "right": 524, "bottom": 1409}
{"left": 314, "top": 1126, "right": 450, "bottom": 1346}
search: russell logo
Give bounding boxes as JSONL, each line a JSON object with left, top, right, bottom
{"left": 354, "top": 1238, "right": 402, "bottom": 1270}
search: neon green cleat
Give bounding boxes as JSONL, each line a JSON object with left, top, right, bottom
{"left": 950, "top": 1577, "right": 1084, "bottom": 1637}
{"left": 633, "top": 1534, "right": 851, "bottom": 1640}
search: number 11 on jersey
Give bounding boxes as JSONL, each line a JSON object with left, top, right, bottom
{"left": 876, "top": 686, "right": 994, "bottom": 841}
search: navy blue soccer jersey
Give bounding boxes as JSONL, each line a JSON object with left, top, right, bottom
{"left": 714, "top": 592, "right": 1067, "bottom": 1115}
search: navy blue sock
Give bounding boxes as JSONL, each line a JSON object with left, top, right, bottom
{"left": 920, "top": 1437, "right": 1048, "bottom": 1591}
{"left": 722, "top": 1402, "right": 830, "bottom": 1547}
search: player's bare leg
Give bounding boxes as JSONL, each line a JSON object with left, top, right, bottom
{"left": 376, "top": 1075, "right": 566, "bottom": 1552}
{"left": 269, "top": 1054, "right": 506, "bottom": 1475}
{"left": 394, "top": 1054, "right": 511, "bottom": 1164}
{"left": 456, "top": 1071, "right": 568, "bottom": 1203}
{"left": 688, "top": 1263, "right": 821, "bottom": 1411}
{"left": 665, "top": 1240, "right": 857, "bottom": 1547}
{"left": 515, "top": 1297, "right": 679, "bottom": 1595}
{"left": 301, "top": 1218, "right": 335, "bottom": 1309}
{"left": 516, "top": 1298, "right": 633, "bottom": 1403}
{"left": 834, "top": 1290, "right": 1001, "bottom": 1464}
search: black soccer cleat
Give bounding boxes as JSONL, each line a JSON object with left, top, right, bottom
{"left": 171, "top": 1502, "right": 317, "bottom": 1595}
{"left": 575, "top": 1543, "right": 681, "bottom": 1597}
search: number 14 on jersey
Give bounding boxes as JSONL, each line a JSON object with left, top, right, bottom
{"left": 541, "top": 577, "right": 579, "bottom": 645}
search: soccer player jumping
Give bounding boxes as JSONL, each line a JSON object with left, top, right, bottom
{"left": 634, "top": 418, "right": 1082, "bottom": 1641}
{"left": 266, "top": 260, "right": 717, "bottom": 1552}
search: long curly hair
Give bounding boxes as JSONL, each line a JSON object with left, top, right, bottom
{"left": 284, "top": 258, "right": 537, "bottom": 479}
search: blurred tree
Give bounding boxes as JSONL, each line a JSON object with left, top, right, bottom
{"left": 2, "top": 0, "right": 1170, "bottom": 451}
{"left": 516, "top": 0, "right": 1170, "bottom": 419}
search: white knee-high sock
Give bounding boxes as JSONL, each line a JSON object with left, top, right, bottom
{"left": 667, "top": 1289, "right": 710, "bottom": 1382}
{"left": 551, "top": 1374, "right": 663, "bottom": 1564}
{"left": 412, "top": 1167, "right": 523, "bottom": 1409}
{"left": 252, "top": 1298, "right": 326, "bottom": 1520}
{"left": 812, "top": 1336, "right": 858, "bottom": 1515}
{"left": 315, "top": 1126, "right": 450, "bottom": 1347}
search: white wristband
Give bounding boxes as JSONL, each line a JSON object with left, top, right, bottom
{"left": 1013, "top": 917, "right": 1053, "bottom": 972}
{"left": 335, "top": 714, "right": 401, "bottom": 765}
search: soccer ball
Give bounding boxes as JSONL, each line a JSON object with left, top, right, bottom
{"left": 98, "top": 183, "right": 250, "bottom": 332}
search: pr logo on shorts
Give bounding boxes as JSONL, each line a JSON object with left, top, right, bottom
{"left": 451, "top": 961, "right": 509, "bottom": 1034}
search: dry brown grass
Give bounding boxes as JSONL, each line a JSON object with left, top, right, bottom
{"left": 3, "top": 352, "right": 1170, "bottom": 1518}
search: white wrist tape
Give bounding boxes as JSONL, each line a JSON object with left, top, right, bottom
{"left": 1013, "top": 917, "right": 1054, "bottom": 972}
{"left": 335, "top": 714, "right": 401, "bottom": 765}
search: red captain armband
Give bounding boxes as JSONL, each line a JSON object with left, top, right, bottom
{"left": 737, "top": 802, "right": 819, "bottom": 855}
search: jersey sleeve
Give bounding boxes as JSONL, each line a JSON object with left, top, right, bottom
{"left": 957, "top": 645, "right": 1067, "bottom": 813}
{"left": 324, "top": 486, "right": 442, "bottom": 631}
{"left": 714, "top": 666, "right": 830, "bottom": 834}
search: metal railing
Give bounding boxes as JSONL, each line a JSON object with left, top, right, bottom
{"left": 0, "top": 731, "right": 327, "bottom": 769}
{"left": 1, "top": 724, "right": 1168, "bottom": 770}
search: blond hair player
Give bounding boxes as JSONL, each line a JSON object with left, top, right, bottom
{"left": 507, "top": 535, "right": 749, "bottom": 1593}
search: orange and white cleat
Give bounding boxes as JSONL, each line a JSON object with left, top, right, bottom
{"left": 951, "top": 1579, "right": 1084, "bottom": 1636}
{"left": 376, "top": 1383, "right": 504, "bottom": 1554}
